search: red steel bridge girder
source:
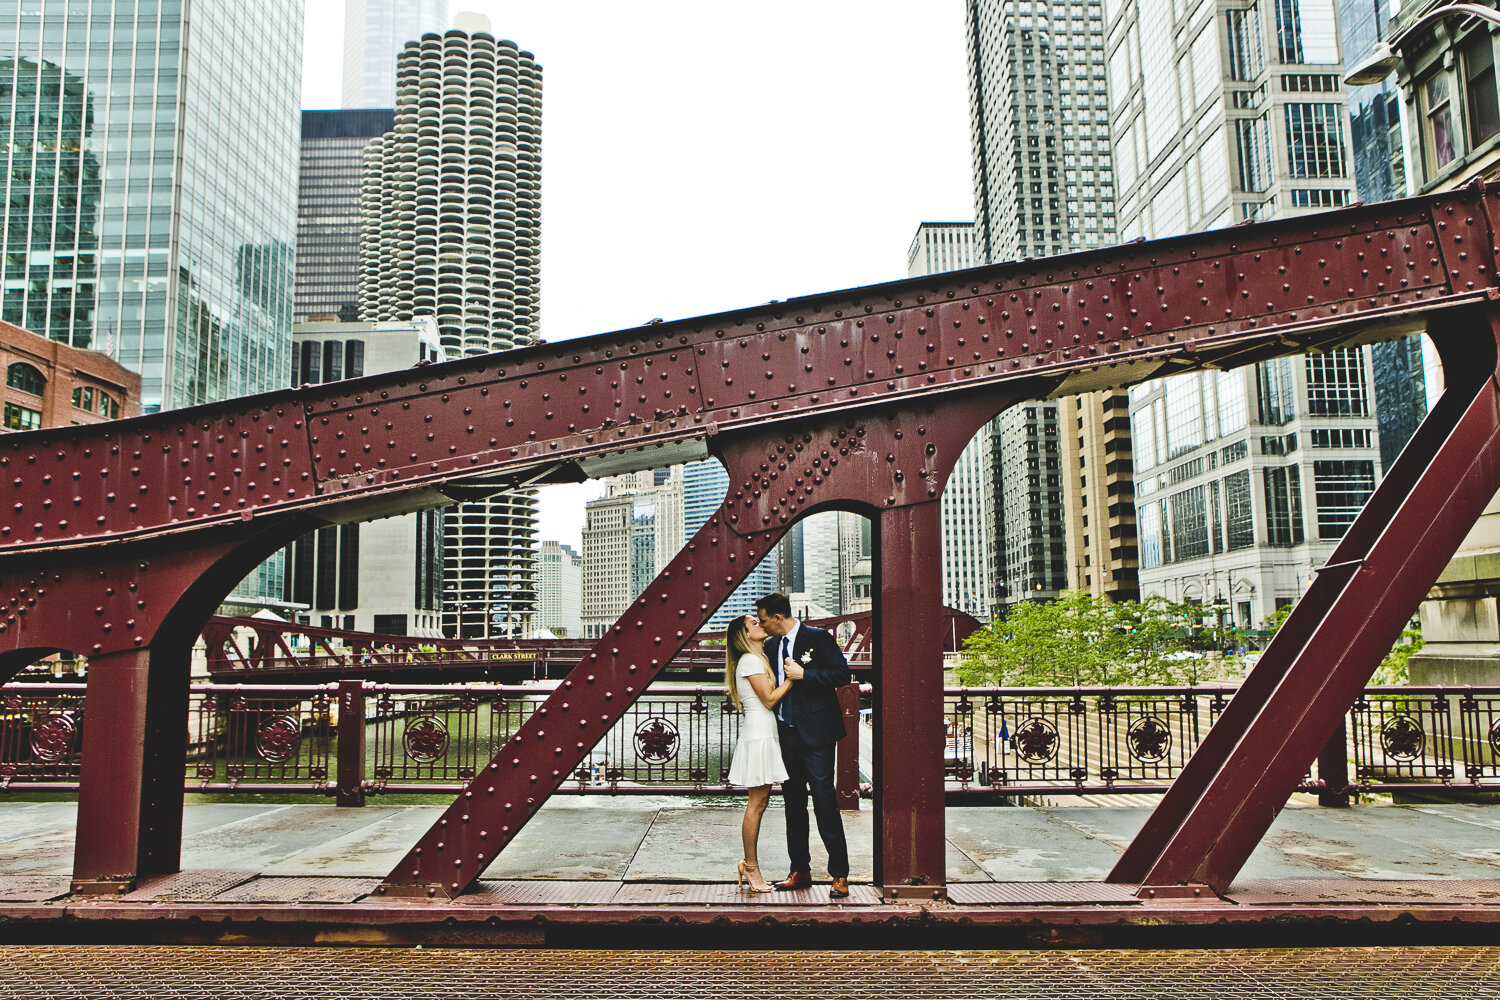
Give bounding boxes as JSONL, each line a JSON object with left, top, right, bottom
{"left": 379, "top": 393, "right": 1011, "bottom": 898}
{"left": 1, "top": 185, "right": 1499, "bottom": 897}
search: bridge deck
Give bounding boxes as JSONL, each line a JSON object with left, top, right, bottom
{"left": 3, "top": 946, "right": 1498, "bottom": 1000}
{"left": 4, "top": 800, "right": 1500, "bottom": 947}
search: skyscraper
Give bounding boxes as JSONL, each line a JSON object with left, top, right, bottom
{"left": 0, "top": 0, "right": 300, "bottom": 414}
{"left": 1107, "top": 0, "right": 1379, "bottom": 627}
{"left": 342, "top": 0, "right": 448, "bottom": 109}
{"left": 1338, "top": 0, "right": 1428, "bottom": 473}
{"left": 296, "top": 110, "right": 394, "bottom": 323}
{"left": 682, "top": 459, "right": 780, "bottom": 631}
{"left": 0, "top": 1, "right": 300, "bottom": 609}
{"left": 579, "top": 469, "right": 683, "bottom": 639}
{"left": 966, "top": 0, "right": 1127, "bottom": 612}
{"left": 535, "top": 540, "right": 582, "bottom": 639}
{"left": 357, "top": 18, "right": 543, "bottom": 639}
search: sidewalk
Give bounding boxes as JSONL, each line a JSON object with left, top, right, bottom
{"left": 7, "top": 797, "right": 1500, "bottom": 884}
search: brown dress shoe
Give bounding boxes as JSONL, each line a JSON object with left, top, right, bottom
{"left": 829, "top": 877, "right": 850, "bottom": 898}
{"left": 774, "top": 870, "right": 812, "bottom": 891}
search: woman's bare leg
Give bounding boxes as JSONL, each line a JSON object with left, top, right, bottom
{"left": 741, "top": 785, "right": 771, "bottom": 867}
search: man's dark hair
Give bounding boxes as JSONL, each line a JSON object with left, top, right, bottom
{"left": 756, "top": 592, "right": 792, "bottom": 618}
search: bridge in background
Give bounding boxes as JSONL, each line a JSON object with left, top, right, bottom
{"left": 191, "top": 607, "right": 982, "bottom": 683}
{"left": 1, "top": 185, "right": 1499, "bottom": 906}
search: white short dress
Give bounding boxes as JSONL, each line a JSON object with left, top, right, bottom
{"left": 727, "top": 654, "right": 789, "bottom": 788}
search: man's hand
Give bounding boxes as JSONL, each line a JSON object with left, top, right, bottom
{"left": 784, "top": 658, "right": 804, "bottom": 681}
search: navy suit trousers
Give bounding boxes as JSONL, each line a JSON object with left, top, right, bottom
{"left": 778, "top": 720, "right": 849, "bottom": 879}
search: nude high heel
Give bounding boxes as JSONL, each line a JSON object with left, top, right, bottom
{"left": 737, "top": 860, "right": 773, "bottom": 892}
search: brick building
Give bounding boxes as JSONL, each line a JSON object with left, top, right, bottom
{"left": 0, "top": 320, "right": 139, "bottom": 433}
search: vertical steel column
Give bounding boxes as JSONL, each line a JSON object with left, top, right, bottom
{"left": 1317, "top": 717, "right": 1350, "bottom": 808}
{"left": 72, "top": 645, "right": 189, "bottom": 893}
{"left": 337, "top": 680, "right": 367, "bottom": 807}
{"left": 835, "top": 684, "right": 861, "bottom": 810}
{"left": 873, "top": 499, "right": 947, "bottom": 899}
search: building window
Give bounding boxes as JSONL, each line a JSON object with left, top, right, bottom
{"left": 1289, "top": 188, "right": 1349, "bottom": 207}
{"left": 1263, "top": 465, "right": 1304, "bottom": 545}
{"left": 298, "top": 339, "right": 321, "bottom": 385}
{"left": 322, "top": 340, "right": 343, "bottom": 382}
{"left": 1284, "top": 103, "right": 1348, "bottom": 178}
{"left": 1275, "top": 0, "right": 1305, "bottom": 63}
{"left": 1227, "top": 8, "right": 1264, "bottom": 82}
{"left": 1225, "top": 470, "right": 1255, "bottom": 550}
{"left": 3, "top": 401, "right": 41, "bottom": 430}
{"left": 75, "top": 386, "right": 119, "bottom": 418}
{"left": 1422, "top": 72, "right": 1458, "bottom": 173}
{"left": 1313, "top": 459, "right": 1375, "bottom": 539}
{"left": 1309, "top": 427, "right": 1372, "bottom": 448}
{"left": 1464, "top": 32, "right": 1500, "bottom": 149}
{"left": 6, "top": 363, "right": 44, "bottom": 396}
{"left": 1237, "top": 117, "right": 1273, "bottom": 192}
{"left": 1256, "top": 358, "right": 1296, "bottom": 425}
{"left": 1306, "top": 348, "right": 1369, "bottom": 416}
{"left": 345, "top": 339, "right": 365, "bottom": 379}
{"left": 1170, "top": 486, "right": 1210, "bottom": 561}
{"left": 373, "top": 614, "right": 408, "bottom": 636}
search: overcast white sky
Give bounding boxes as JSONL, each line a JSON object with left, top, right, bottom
{"left": 301, "top": 1, "right": 975, "bottom": 548}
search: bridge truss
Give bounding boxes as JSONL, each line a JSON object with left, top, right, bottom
{"left": 2, "top": 185, "right": 1499, "bottom": 899}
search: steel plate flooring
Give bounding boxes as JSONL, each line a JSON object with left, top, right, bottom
{"left": 1, "top": 946, "right": 1497, "bottom": 999}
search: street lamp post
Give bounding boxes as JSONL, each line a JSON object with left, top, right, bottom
{"left": 1346, "top": 3, "right": 1500, "bottom": 84}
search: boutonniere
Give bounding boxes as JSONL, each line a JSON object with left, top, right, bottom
{"left": 798, "top": 651, "right": 812, "bottom": 665}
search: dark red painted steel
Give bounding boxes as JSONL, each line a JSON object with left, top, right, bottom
{"left": 871, "top": 500, "right": 950, "bottom": 895}
{"left": 1109, "top": 306, "right": 1500, "bottom": 892}
{"left": 0, "top": 186, "right": 1495, "bottom": 898}
{"left": 379, "top": 394, "right": 1007, "bottom": 897}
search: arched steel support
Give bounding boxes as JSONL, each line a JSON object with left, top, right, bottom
{"left": 378, "top": 391, "right": 1020, "bottom": 899}
{"left": 0, "top": 519, "right": 320, "bottom": 891}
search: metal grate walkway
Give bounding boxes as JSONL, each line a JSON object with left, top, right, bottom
{"left": 0, "top": 946, "right": 1497, "bottom": 999}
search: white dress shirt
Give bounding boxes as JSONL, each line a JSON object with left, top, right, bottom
{"left": 777, "top": 620, "right": 801, "bottom": 721}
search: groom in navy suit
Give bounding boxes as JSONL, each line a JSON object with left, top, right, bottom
{"left": 755, "top": 592, "right": 851, "bottom": 898}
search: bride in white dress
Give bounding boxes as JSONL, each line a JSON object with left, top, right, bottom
{"left": 724, "top": 614, "right": 792, "bottom": 892}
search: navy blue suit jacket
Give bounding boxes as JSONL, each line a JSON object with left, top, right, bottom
{"left": 763, "top": 623, "right": 851, "bottom": 746}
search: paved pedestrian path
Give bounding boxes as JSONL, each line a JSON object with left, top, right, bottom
{"left": 5, "top": 797, "right": 1500, "bottom": 884}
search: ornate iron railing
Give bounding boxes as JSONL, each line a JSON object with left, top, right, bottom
{"left": 5, "top": 681, "right": 1500, "bottom": 799}
{"left": 942, "top": 686, "right": 1237, "bottom": 795}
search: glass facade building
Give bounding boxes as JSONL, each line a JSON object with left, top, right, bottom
{"left": 967, "top": 0, "right": 1132, "bottom": 612}
{"left": 0, "top": 0, "right": 300, "bottom": 608}
{"left": 0, "top": 0, "right": 300, "bottom": 414}
{"left": 1108, "top": 0, "right": 1381, "bottom": 625}
{"left": 295, "top": 109, "right": 394, "bottom": 323}
{"left": 682, "top": 459, "right": 779, "bottom": 631}
{"left": 342, "top": 0, "right": 448, "bottom": 109}
{"left": 1337, "top": 0, "right": 1427, "bottom": 473}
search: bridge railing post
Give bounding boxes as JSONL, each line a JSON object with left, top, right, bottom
{"left": 1317, "top": 713, "right": 1351, "bottom": 808}
{"left": 835, "top": 683, "right": 861, "bottom": 810}
{"left": 336, "top": 680, "right": 366, "bottom": 807}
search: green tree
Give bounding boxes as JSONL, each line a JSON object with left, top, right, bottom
{"left": 962, "top": 590, "right": 1144, "bottom": 686}
{"left": 1372, "top": 626, "right": 1422, "bottom": 685}
{"left": 1107, "top": 595, "right": 1182, "bottom": 685}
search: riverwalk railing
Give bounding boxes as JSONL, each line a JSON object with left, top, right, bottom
{"left": 3, "top": 681, "right": 1499, "bottom": 802}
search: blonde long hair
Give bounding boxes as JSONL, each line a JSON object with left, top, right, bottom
{"left": 723, "top": 616, "right": 771, "bottom": 711}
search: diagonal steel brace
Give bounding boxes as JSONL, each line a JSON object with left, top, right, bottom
{"left": 1109, "top": 306, "right": 1500, "bottom": 893}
